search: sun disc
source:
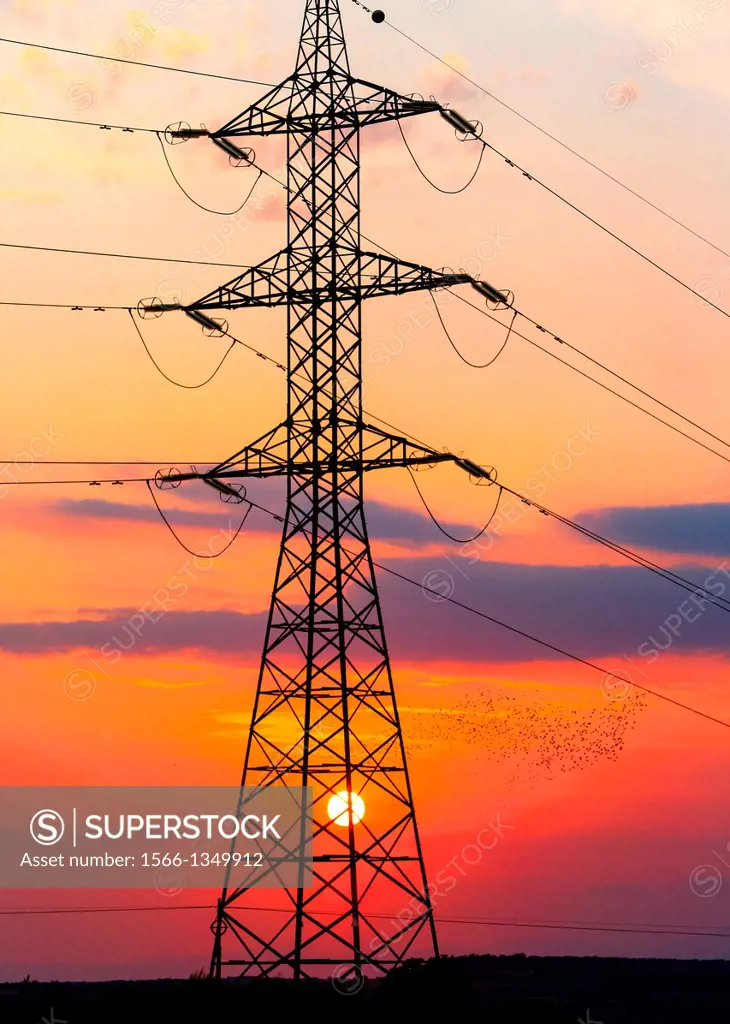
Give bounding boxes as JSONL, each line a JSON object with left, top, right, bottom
{"left": 328, "top": 790, "right": 365, "bottom": 827}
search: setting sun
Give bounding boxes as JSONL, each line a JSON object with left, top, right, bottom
{"left": 327, "top": 790, "right": 365, "bottom": 827}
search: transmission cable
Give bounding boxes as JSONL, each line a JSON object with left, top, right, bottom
{"left": 0, "top": 240, "right": 249, "bottom": 268}
{"left": 495, "top": 481, "right": 730, "bottom": 615}
{"left": 0, "top": 108, "right": 156, "bottom": 133}
{"left": 532, "top": 495, "right": 730, "bottom": 613}
{"left": 475, "top": 136, "right": 730, "bottom": 321}
{"left": 156, "top": 132, "right": 264, "bottom": 214}
{"left": 248, "top": 157, "right": 730, "bottom": 466}
{"left": 0, "top": 459, "right": 217, "bottom": 466}
{"left": 410, "top": 458, "right": 730, "bottom": 615}
{"left": 128, "top": 309, "right": 236, "bottom": 389}
{"left": 435, "top": 297, "right": 516, "bottom": 368}
{"left": 0, "top": 300, "right": 129, "bottom": 310}
{"left": 6, "top": 901, "right": 730, "bottom": 940}
{"left": 0, "top": 35, "right": 274, "bottom": 86}
{"left": 154, "top": 151, "right": 730, "bottom": 471}
{"left": 383, "top": 563, "right": 730, "bottom": 730}
{"left": 145, "top": 480, "right": 251, "bottom": 558}
{"left": 156, "top": 485, "right": 730, "bottom": 732}
{"left": 3, "top": 460, "right": 729, "bottom": 728}
{"left": 2, "top": 127, "right": 729, "bottom": 470}
{"left": 0, "top": 475, "right": 151, "bottom": 485}
{"left": 365, "top": 411, "right": 730, "bottom": 615}
{"left": 373, "top": 14, "right": 730, "bottom": 265}
{"left": 123, "top": 475, "right": 730, "bottom": 730}
{"left": 397, "top": 116, "right": 485, "bottom": 194}
{"left": 408, "top": 465, "right": 504, "bottom": 543}
{"left": 451, "top": 291, "right": 730, "bottom": 466}
{"left": 518, "top": 305, "right": 730, "bottom": 451}
{"left": 7, "top": 425, "right": 724, "bottom": 621}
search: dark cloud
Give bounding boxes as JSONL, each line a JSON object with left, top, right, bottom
{"left": 3, "top": 556, "right": 729, "bottom": 665}
{"left": 379, "top": 555, "right": 730, "bottom": 664}
{"left": 577, "top": 504, "right": 730, "bottom": 558}
{"left": 363, "top": 501, "right": 473, "bottom": 545}
{"left": 54, "top": 499, "right": 234, "bottom": 530}
{"left": 0, "top": 610, "right": 267, "bottom": 657}
{"left": 52, "top": 495, "right": 475, "bottom": 546}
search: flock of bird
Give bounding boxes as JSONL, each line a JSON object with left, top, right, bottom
{"left": 404, "top": 684, "right": 646, "bottom": 790}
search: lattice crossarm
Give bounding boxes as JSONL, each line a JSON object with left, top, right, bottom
{"left": 189, "top": 249, "right": 291, "bottom": 311}
{"left": 215, "top": 76, "right": 297, "bottom": 138}
{"left": 350, "top": 76, "right": 440, "bottom": 127}
{"left": 357, "top": 249, "right": 472, "bottom": 299}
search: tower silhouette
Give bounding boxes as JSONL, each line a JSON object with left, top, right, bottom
{"left": 147, "top": 0, "right": 496, "bottom": 981}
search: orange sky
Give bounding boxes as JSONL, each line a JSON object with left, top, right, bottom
{"left": 2, "top": 0, "right": 730, "bottom": 980}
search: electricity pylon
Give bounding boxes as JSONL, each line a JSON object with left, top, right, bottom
{"left": 146, "top": 0, "right": 501, "bottom": 981}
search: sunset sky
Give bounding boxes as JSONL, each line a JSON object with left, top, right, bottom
{"left": 2, "top": 0, "right": 730, "bottom": 981}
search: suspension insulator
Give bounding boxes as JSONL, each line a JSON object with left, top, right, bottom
{"left": 440, "top": 107, "right": 480, "bottom": 139}
{"left": 204, "top": 478, "right": 248, "bottom": 504}
{"left": 164, "top": 122, "right": 207, "bottom": 145}
{"left": 456, "top": 457, "right": 494, "bottom": 481}
{"left": 211, "top": 136, "right": 256, "bottom": 167}
{"left": 486, "top": 288, "right": 514, "bottom": 311}
{"left": 185, "top": 309, "right": 229, "bottom": 337}
{"left": 155, "top": 468, "right": 183, "bottom": 490}
{"left": 471, "top": 279, "right": 505, "bottom": 304}
{"left": 137, "top": 297, "right": 164, "bottom": 319}
{"left": 462, "top": 119, "right": 484, "bottom": 141}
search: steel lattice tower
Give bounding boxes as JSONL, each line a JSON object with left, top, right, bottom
{"left": 147, "top": 0, "right": 497, "bottom": 981}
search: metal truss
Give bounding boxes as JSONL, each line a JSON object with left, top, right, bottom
{"left": 146, "top": 0, "right": 497, "bottom": 982}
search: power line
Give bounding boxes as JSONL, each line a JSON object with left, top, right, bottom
{"left": 377, "top": 14, "right": 730, "bottom": 265}
{"left": 369, "top": 415, "right": 730, "bottom": 620}
{"left": 5, "top": 402, "right": 727, "bottom": 616}
{"left": 152, "top": 485, "right": 730, "bottom": 732}
{"left": 369, "top": 132, "right": 730, "bottom": 465}
{"left": 0, "top": 460, "right": 217, "bottom": 465}
{"left": 0, "top": 301, "right": 129, "bottom": 309}
{"left": 0, "top": 241, "right": 248, "bottom": 269}
{"left": 476, "top": 136, "right": 730, "bottom": 321}
{"left": 9, "top": 7, "right": 726, "bottom": 971}
{"left": 3, "top": 901, "right": 730, "bottom": 939}
{"left": 7, "top": 296, "right": 730, "bottom": 619}
{"left": 381, "top": 19, "right": 730, "bottom": 320}
{"left": 146, "top": 479, "right": 252, "bottom": 557}
{"left": 0, "top": 108, "right": 156, "bottom": 133}
{"left": 408, "top": 465, "right": 504, "bottom": 544}
{"left": 409, "top": 465, "right": 730, "bottom": 615}
{"left": 2, "top": 465, "right": 727, "bottom": 730}
{"left": 516, "top": 307, "right": 730, "bottom": 452}
{"left": 0, "top": 36, "right": 274, "bottom": 87}
{"left": 4, "top": 119, "right": 730, "bottom": 476}
{"left": 171, "top": 148, "right": 730, "bottom": 471}
{"left": 0, "top": 904, "right": 212, "bottom": 916}
{"left": 156, "top": 131, "right": 265, "bottom": 215}
{"left": 48, "top": 292, "right": 729, "bottom": 624}
{"left": 435, "top": 298, "right": 516, "bottom": 369}
{"left": 398, "top": 115, "right": 485, "bottom": 194}
{"left": 4, "top": 107, "right": 728, "bottom": 459}
{"left": 383, "top": 563, "right": 730, "bottom": 730}
{"left": 128, "top": 308, "right": 237, "bottom": 389}
{"left": 5, "top": 124, "right": 727, "bottom": 474}
{"left": 2, "top": 94, "right": 729, "bottom": 469}
{"left": 450, "top": 291, "right": 730, "bottom": 467}
{"left": 5, "top": 281, "right": 730, "bottom": 479}
{"left": 513, "top": 492, "right": 730, "bottom": 614}
{"left": 0, "top": 476, "right": 151, "bottom": 485}
{"left": 433, "top": 916, "right": 730, "bottom": 939}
